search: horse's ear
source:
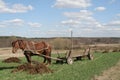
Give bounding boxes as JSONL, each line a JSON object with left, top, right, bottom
{"left": 41, "top": 41, "right": 46, "bottom": 44}
{"left": 20, "top": 40, "right": 23, "bottom": 41}
{"left": 18, "top": 40, "right": 22, "bottom": 44}
{"left": 17, "top": 39, "right": 23, "bottom": 43}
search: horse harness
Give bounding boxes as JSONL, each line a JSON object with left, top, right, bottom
{"left": 22, "top": 41, "right": 49, "bottom": 55}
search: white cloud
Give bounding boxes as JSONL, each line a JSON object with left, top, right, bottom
{"left": 105, "top": 20, "right": 120, "bottom": 27}
{"left": 62, "top": 10, "right": 104, "bottom": 28}
{"left": 0, "top": 19, "right": 42, "bottom": 28}
{"left": 117, "top": 13, "right": 120, "bottom": 17}
{"left": 95, "top": 7, "right": 106, "bottom": 11}
{"left": 101, "top": 19, "right": 120, "bottom": 34}
{"left": 2, "top": 18, "right": 24, "bottom": 26}
{"left": 113, "top": 28, "right": 120, "bottom": 31}
{"left": 61, "top": 19, "right": 80, "bottom": 25}
{"left": 28, "top": 22, "right": 42, "bottom": 27}
{"left": 52, "top": 0, "right": 91, "bottom": 8}
{"left": 0, "top": 18, "right": 43, "bottom": 37}
{"left": 4, "top": 18, "right": 24, "bottom": 23}
{"left": 63, "top": 10, "right": 93, "bottom": 19}
{"left": 0, "top": 0, "right": 33, "bottom": 13}
{"left": 11, "top": 4, "right": 33, "bottom": 13}
{"left": 0, "top": 24, "right": 6, "bottom": 27}
{"left": 84, "top": 28, "right": 93, "bottom": 31}
{"left": 47, "top": 30, "right": 68, "bottom": 36}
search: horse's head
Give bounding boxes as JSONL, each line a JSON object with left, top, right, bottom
{"left": 11, "top": 40, "right": 25, "bottom": 53}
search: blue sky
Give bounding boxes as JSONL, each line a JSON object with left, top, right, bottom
{"left": 0, "top": 0, "right": 120, "bottom": 38}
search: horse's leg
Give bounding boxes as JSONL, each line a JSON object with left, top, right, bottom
{"left": 41, "top": 48, "right": 51, "bottom": 65}
{"left": 48, "top": 52, "right": 51, "bottom": 64}
{"left": 48, "top": 53, "right": 51, "bottom": 64}
{"left": 24, "top": 51, "right": 32, "bottom": 64}
{"left": 45, "top": 51, "right": 51, "bottom": 65}
{"left": 43, "top": 56, "right": 47, "bottom": 63}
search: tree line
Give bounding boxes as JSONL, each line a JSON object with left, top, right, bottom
{"left": 0, "top": 36, "right": 120, "bottom": 49}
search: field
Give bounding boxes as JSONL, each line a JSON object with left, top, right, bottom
{"left": 0, "top": 47, "right": 120, "bottom": 80}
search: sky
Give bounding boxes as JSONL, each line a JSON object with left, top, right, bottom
{"left": 0, "top": 0, "right": 120, "bottom": 38}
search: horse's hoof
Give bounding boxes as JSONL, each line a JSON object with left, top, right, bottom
{"left": 28, "top": 63, "right": 33, "bottom": 66}
{"left": 46, "top": 63, "right": 51, "bottom": 66}
{"left": 46, "top": 64, "right": 49, "bottom": 67}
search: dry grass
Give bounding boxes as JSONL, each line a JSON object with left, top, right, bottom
{"left": 0, "top": 47, "right": 24, "bottom": 60}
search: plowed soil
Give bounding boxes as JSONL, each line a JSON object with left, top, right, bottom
{"left": 11, "top": 62, "right": 53, "bottom": 74}
{"left": 2, "top": 57, "right": 21, "bottom": 63}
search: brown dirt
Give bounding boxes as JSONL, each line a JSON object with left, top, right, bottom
{"left": 11, "top": 62, "right": 53, "bottom": 74}
{"left": 2, "top": 57, "right": 21, "bottom": 63}
{"left": 92, "top": 60, "right": 120, "bottom": 80}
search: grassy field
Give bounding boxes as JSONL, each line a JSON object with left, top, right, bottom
{"left": 0, "top": 52, "right": 120, "bottom": 80}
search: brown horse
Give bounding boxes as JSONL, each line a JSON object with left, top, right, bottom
{"left": 11, "top": 39, "right": 52, "bottom": 65}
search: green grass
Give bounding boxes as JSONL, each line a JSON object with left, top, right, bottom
{"left": 0, "top": 52, "right": 120, "bottom": 80}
